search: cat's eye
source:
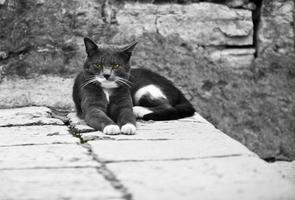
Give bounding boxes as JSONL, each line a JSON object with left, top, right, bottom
{"left": 112, "top": 64, "right": 120, "bottom": 69}
{"left": 95, "top": 64, "right": 103, "bottom": 69}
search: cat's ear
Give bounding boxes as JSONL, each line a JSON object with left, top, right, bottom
{"left": 84, "top": 37, "right": 98, "bottom": 56}
{"left": 119, "top": 41, "right": 137, "bottom": 60}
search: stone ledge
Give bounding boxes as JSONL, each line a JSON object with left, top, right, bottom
{"left": 0, "top": 106, "right": 64, "bottom": 127}
{"left": 0, "top": 168, "right": 123, "bottom": 200}
{"left": 0, "top": 125, "right": 79, "bottom": 146}
{"left": 1, "top": 106, "right": 294, "bottom": 200}
{"left": 0, "top": 144, "right": 98, "bottom": 170}
{"left": 108, "top": 157, "right": 295, "bottom": 200}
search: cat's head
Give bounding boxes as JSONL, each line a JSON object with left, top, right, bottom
{"left": 83, "top": 37, "right": 137, "bottom": 89}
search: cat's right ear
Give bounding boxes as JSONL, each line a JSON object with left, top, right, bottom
{"left": 84, "top": 38, "right": 98, "bottom": 56}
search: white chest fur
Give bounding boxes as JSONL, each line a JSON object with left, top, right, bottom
{"left": 134, "top": 84, "right": 167, "bottom": 105}
{"left": 103, "top": 88, "right": 112, "bottom": 102}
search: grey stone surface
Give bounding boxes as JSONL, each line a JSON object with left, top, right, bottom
{"left": 0, "top": 125, "right": 79, "bottom": 146}
{"left": 0, "top": 76, "right": 74, "bottom": 109}
{"left": 0, "top": 144, "right": 98, "bottom": 169}
{"left": 83, "top": 113, "right": 255, "bottom": 162}
{"left": 0, "top": 106, "right": 64, "bottom": 126}
{"left": 108, "top": 157, "right": 295, "bottom": 200}
{"left": 0, "top": 168, "right": 123, "bottom": 200}
{"left": 208, "top": 48, "right": 255, "bottom": 69}
{"left": 67, "top": 112, "right": 95, "bottom": 133}
{"left": 115, "top": 3, "right": 253, "bottom": 46}
{"left": 257, "top": 0, "right": 294, "bottom": 57}
{"left": 270, "top": 161, "right": 295, "bottom": 184}
{"left": 89, "top": 137, "right": 255, "bottom": 162}
{"left": 1, "top": 107, "right": 295, "bottom": 200}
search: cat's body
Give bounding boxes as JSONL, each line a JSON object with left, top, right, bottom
{"left": 73, "top": 38, "right": 195, "bottom": 135}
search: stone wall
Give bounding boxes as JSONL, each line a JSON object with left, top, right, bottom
{"left": 0, "top": 0, "right": 295, "bottom": 160}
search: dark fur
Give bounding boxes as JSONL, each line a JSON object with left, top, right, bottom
{"left": 73, "top": 38, "right": 195, "bottom": 131}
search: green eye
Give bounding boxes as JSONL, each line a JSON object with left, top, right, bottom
{"left": 96, "top": 64, "right": 103, "bottom": 69}
{"left": 112, "top": 64, "right": 120, "bottom": 69}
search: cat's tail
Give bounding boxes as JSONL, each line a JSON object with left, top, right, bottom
{"left": 142, "top": 95, "right": 196, "bottom": 121}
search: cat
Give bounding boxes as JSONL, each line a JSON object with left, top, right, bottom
{"left": 72, "top": 38, "right": 195, "bottom": 135}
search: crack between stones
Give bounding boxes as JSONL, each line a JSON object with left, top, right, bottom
{"left": 0, "top": 165, "right": 97, "bottom": 171}
{"left": 67, "top": 127, "right": 133, "bottom": 200}
{"left": 0, "top": 142, "right": 77, "bottom": 148}
{"left": 0, "top": 123, "right": 65, "bottom": 128}
{"left": 81, "top": 143, "right": 133, "bottom": 200}
{"left": 103, "top": 153, "right": 256, "bottom": 164}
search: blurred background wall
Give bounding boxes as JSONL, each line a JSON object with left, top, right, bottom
{"left": 0, "top": 0, "right": 294, "bottom": 160}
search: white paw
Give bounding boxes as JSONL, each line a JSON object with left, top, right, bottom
{"left": 103, "top": 125, "right": 120, "bottom": 135}
{"left": 133, "top": 106, "right": 153, "bottom": 118}
{"left": 121, "top": 123, "right": 136, "bottom": 135}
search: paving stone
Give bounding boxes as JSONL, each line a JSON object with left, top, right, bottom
{"left": 79, "top": 122, "right": 215, "bottom": 142}
{"left": 108, "top": 157, "right": 295, "bottom": 200}
{"left": 0, "top": 168, "right": 123, "bottom": 200}
{"left": 67, "top": 112, "right": 95, "bottom": 133}
{"left": 89, "top": 135, "right": 255, "bottom": 162}
{"left": 0, "top": 125, "right": 79, "bottom": 146}
{"left": 270, "top": 161, "right": 295, "bottom": 184}
{"left": 0, "top": 144, "right": 98, "bottom": 169}
{"left": 0, "top": 106, "right": 63, "bottom": 127}
{"left": 67, "top": 112, "right": 216, "bottom": 142}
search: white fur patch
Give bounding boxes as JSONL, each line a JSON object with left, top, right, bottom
{"left": 133, "top": 106, "right": 153, "bottom": 118}
{"left": 100, "top": 81, "right": 118, "bottom": 89}
{"left": 103, "top": 88, "right": 112, "bottom": 102}
{"left": 103, "top": 125, "right": 120, "bottom": 135}
{"left": 95, "top": 76, "right": 119, "bottom": 89}
{"left": 121, "top": 123, "right": 136, "bottom": 135}
{"left": 134, "top": 84, "right": 167, "bottom": 105}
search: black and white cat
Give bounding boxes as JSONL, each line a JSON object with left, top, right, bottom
{"left": 73, "top": 38, "right": 195, "bottom": 135}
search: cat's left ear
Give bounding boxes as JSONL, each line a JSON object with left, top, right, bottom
{"left": 119, "top": 41, "right": 137, "bottom": 60}
{"left": 84, "top": 37, "right": 98, "bottom": 56}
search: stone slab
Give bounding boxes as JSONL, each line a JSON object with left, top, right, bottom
{"left": 67, "top": 112, "right": 95, "bottom": 133}
{"left": 208, "top": 48, "right": 255, "bottom": 69}
{"left": 115, "top": 3, "right": 253, "bottom": 46}
{"left": 270, "top": 161, "right": 295, "bottom": 184}
{"left": 0, "top": 144, "right": 98, "bottom": 169}
{"left": 89, "top": 138, "right": 255, "bottom": 162}
{"left": 67, "top": 113, "right": 214, "bottom": 139}
{"left": 0, "top": 125, "right": 79, "bottom": 146}
{"left": 108, "top": 157, "right": 295, "bottom": 200}
{"left": 0, "top": 168, "right": 123, "bottom": 200}
{"left": 0, "top": 106, "right": 63, "bottom": 127}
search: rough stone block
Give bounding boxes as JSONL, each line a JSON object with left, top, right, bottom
{"left": 0, "top": 125, "right": 79, "bottom": 146}
{"left": 257, "top": 0, "right": 294, "bottom": 56}
{"left": 0, "top": 144, "right": 98, "bottom": 169}
{"left": 0, "top": 168, "right": 123, "bottom": 200}
{"left": 115, "top": 3, "right": 253, "bottom": 46}
{"left": 0, "top": 76, "right": 73, "bottom": 109}
{"left": 0, "top": 106, "right": 64, "bottom": 127}
{"left": 88, "top": 118, "right": 256, "bottom": 161}
{"left": 208, "top": 48, "right": 255, "bottom": 69}
{"left": 108, "top": 157, "right": 295, "bottom": 200}
{"left": 270, "top": 161, "right": 295, "bottom": 184}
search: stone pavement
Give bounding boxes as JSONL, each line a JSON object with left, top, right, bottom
{"left": 0, "top": 106, "right": 294, "bottom": 200}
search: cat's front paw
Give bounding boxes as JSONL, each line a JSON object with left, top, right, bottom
{"left": 103, "top": 125, "right": 120, "bottom": 135}
{"left": 121, "top": 123, "right": 136, "bottom": 135}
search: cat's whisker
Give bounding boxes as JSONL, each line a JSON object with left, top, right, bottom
{"left": 117, "top": 78, "right": 133, "bottom": 86}
{"left": 116, "top": 79, "right": 131, "bottom": 88}
{"left": 118, "top": 78, "right": 133, "bottom": 86}
{"left": 116, "top": 80, "right": 129, "bottom": 88}
{"left": 81, "top": 78, "right": 97, "bottom": 89}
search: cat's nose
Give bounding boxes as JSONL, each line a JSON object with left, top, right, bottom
{"left": 103, "top": 74, "right": 110, "bottom": 80}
